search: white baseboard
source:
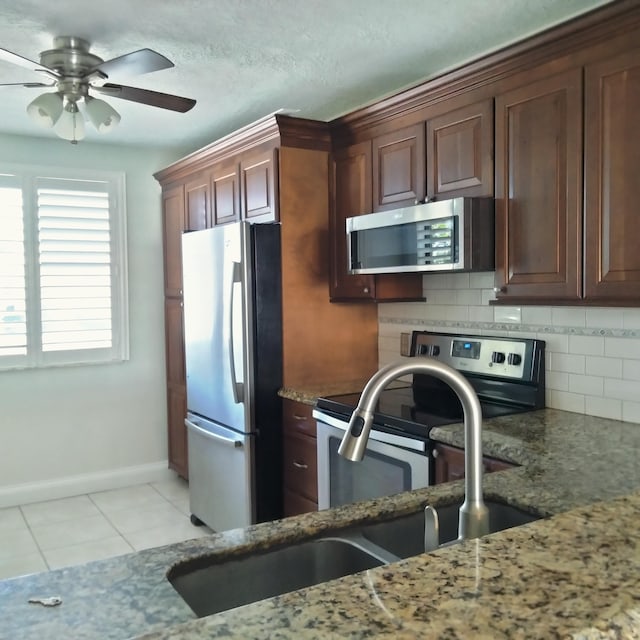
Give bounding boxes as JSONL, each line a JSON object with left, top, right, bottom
{"left": 0, "top": 461, "right": 176, "bottom": 509}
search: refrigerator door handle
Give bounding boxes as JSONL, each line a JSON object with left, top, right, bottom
{"left": 185, "top": 418, "right": 244, "bottom": 449}
{"left": 228, "top": 260, "right": 244, "bottom": 404}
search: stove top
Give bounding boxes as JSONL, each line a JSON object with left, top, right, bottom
{"left": 315, "top": 330, "right": 546, "bottom": 441}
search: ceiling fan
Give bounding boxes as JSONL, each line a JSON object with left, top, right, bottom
{"left": 0, "top": 36, "right": 196, "bottom": 143}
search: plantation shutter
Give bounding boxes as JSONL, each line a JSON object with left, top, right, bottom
{"left": 36, "top": 178, "right": 113, "bottom": 352}
{"left": 0, "top": 167, "right": 127, "bottom": 370}
{"left": 0, "top": 175, "right": 27, "bottom": 359}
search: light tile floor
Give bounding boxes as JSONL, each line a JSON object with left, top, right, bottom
{"left": 0, "top": 475, "right": 212, "bottom": 581}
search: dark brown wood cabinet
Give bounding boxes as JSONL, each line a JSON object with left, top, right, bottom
{"left": 240, "top": 147, "right": 278, "bottom": 223}
{"left": 584, "top": 47, "right": 640, "bottom": 302}
{"left": 372, "top": 123, "right": 425, "bottom": 210}
{"left": 494, "top": 40, "right": 640, "bottom": 305}
{"left": 184, "top": 175, "right": 209, "bottom": 231}
{"left": 426, "top": 99, "right": 494, "bottom": 199}
{"left": 210, "top": 160, "right": 240, "bottom": 226}
{"left": 434, "top": 443, "right": 515, "bottom": 485}
{"left": 156, "top": 115, "right": 380, "bottom": 480}
{"left": 282, "top": 399, "right": 318, "bottom": 516}
{"left": 494, "top": 68, "right": 583, "bottom": 303}
{"left": 329, "top": 140, "right": 424, "bottom": 302}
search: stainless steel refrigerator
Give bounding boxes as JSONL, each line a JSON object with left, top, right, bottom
{"left": 181, "top": 222, "right": 282, "bottom": 532}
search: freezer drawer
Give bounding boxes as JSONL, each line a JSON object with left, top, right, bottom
{"left": 186, "top": 414, "right": 255, "bottom": 532}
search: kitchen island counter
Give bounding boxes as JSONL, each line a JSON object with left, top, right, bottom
{"left": 2, "top": 408, "right": 640, "bottom": 639}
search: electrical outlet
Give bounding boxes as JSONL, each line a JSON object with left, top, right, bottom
{"left": 400, "top": 333, "right": 411, "bottom": 357}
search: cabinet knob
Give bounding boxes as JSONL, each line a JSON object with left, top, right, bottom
{"left": 493, "top": 286, "right": 506, "bottom": 294}
{"left": 363, "top": 287, "right": 370, "bottom": 294}
{"left": 292, "top": 461, "right": 308, "bottom": 470}
{"left": 293, "top": 414, "right": 307, "bottom": 421}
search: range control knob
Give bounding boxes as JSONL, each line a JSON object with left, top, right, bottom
{"left": 508, "top": 353, "right": 522, "bottom": 366}
{"left": 491, "top": 351, "right": 506, "bottom": 364}
{"left": 418, "top": 344, "right": 441, "bottom": 357}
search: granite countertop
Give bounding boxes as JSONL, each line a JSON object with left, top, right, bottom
{"left": 2, "top": 408, "right": 640, "bottom": 639}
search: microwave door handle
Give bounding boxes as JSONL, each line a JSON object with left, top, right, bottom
{"left": 227, "top": 260, "right": 244, "bottom": 404}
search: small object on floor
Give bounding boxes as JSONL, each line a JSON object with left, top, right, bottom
{"left": 28, "top": 596, "right": 62, "bottom": 607}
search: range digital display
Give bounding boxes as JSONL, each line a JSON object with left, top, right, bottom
{"left": 452, "top": 339, "right": 480, "bottom": 359}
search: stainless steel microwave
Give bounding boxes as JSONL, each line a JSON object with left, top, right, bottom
{"left": 346, "top": 197, "right": 495, "bottom": 274}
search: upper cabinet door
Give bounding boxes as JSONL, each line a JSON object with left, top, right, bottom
{"left": 211, "top": 161, "right": 240, "bottom": 226}
{"left": 584, "top": 47, "right": 640, "bottom": 301}
{"left": 162, "top": 183, "right": 186, "bottom": 297}
{"left": 184, "top": 175, "right": 209, "bottom": 231}
{"left": 494, "top": 69, "right": 583, "bottom": 302}
{"left": 426, "top": 99, "right": 494, "bottom": 199}
{"left": 330, "top": 141, "right": 376, "bottom": 300}
{"left": 372, "top": 124, "right": 425, "bottom": 210}
{"left": 240, "top": 147, "right": 278, "bottom": 223}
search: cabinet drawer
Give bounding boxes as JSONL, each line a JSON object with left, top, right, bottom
{"left": 282, "top": 399, "right": 316, "bottom": 437}
{"left": 283, "top": 432, "right": 318, "bottom": 502}
{"left": 283, "top": 488, "right": 317, "bottom": 517}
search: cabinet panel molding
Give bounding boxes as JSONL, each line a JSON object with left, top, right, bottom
{"left": 584, "top": 47, "right": 640, "bottom": 300}
{"left": 427, "top": 99, "right": 494, "bottom": 198}
{"left": 494, "top": 69, "right": 582, "bottom": 301}
{"left": 211, "top": 166, "right": 240, "bottom": 226}
{"left": 372, "top": 124, "right": 425, "bottom": 210}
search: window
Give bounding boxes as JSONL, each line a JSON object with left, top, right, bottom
{"left": 0, "top": 166, "right": 128, "bottom": 370}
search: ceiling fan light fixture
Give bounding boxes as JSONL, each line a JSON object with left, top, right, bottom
{"left": 26, "top": 92, "right": 64, "bottom": 128}
{"left": 84, "top": 96, "right": 121, "bottom": 133}
{"left": 53, "top": 101, "right": 85, "bottom": 144}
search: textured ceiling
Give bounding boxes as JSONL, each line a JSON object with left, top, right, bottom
{"left": 0, "top": 0, "right": 614, "bottom": 152}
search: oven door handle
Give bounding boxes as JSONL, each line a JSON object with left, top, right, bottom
{"left": 312, "top": 409, "right": 426, "bottom": 453}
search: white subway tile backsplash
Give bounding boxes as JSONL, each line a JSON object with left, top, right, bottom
{"left": 522, "top": 307, "right": 553, "bottom": 325}
{"left": 585, "top": 356, "right": 623, "bottom": 379}
{"left": 379, "top": 277, "right": 640, "bottom": 424}
{"left": 622, "top": 360, "right": 640, "bottom": 381}
{"left": 623, "top": 309, "right": 640, "bottom": 330}
{"left": 623, "top": 401, "right": 640, "bottom": 424}
{"left": 481, "top": 289, "right": 497, "bottom": 305}
{"left": 494, "top": 306, "right": 522, "bottom": 324}
{"left": 604, "top": 378, "right": 640, "bottom": 402}
{"left": 568, "top": 374, "right": 603, "bottom": 396}
{"left": 585, "top": 396, "right": 622, "bottom": 421}
{"left": 425, "top": 290, "right": 456, "bottom": 305}
{"left": 546, "top": 371, "right": 569, "bottom": 391}
{"left": 585, "top": 308, "right": 624, "bottom": 329}
{"left": 451, "top": 273, "right": 471, "bottom": 289}
{"left": 538, "top": 332, "right": 569, "bottom": 353}
{"left": 605, "top": 337, "right": 640, "bottom": 359}
{"left": 568, "top": 335, "right": 605, "bottom": 356}
{"left": 468, "top": 306, "right": 494, "bottom": 323}
{"left": 456, "top": 289, "right": 482, "bottom": 306}
{"left": 550, "top": 352, "right": 585, "bottom": 374}
{"left": 551, "top": 307, "right": 586, "bottom": 328}
{"left": 547, "top": 390, "right": 585, "bottom": 414}
{"left": 469, "top": 272, "right": 495, "bottom": 289}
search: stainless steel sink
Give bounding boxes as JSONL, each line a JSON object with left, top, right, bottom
{"left": 169, "top": 501, "right": 541, "bottom": 617}
{"left": 358, "top": 500, "right": 541, "bottom": 559}
{"left": 168, "top": 536, "right": 387, "bottom": 617}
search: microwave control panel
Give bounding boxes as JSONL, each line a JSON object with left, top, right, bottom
{"left": 412, "top": 332, "right": 540, "bottom": 381}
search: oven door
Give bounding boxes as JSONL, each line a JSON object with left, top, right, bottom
{"left": 313, "top": 410, "right": 430, "bottom": 511}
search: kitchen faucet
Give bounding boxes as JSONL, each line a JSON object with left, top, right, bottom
{"left": 338, "top": 358, "right": 489, "bottom": 544}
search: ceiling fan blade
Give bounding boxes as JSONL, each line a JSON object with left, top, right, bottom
{"left": 88, "top": 49, "right": 174, "bottom": 79}
{"left": 0, "top": 81, "right": 53, "bottom": 88}
{"left": 94, "top": 83, "right": 196, "bottom": 113}
{"left": 0, "top": 46, "right": 60, "bottom": 78}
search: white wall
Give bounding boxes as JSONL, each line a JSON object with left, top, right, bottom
{"left": 379, "top": 272, "right": 640, "bottom": 424}
{"left": 0, "top": 133, "right": 186, "bottom": 507}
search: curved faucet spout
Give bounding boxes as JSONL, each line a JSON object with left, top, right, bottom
{"left": 338, "top": 358, "right": 489, "bottom": 541}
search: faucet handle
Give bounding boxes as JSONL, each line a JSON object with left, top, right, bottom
{"left": 424, "top": 505, "right": 440, "bottom": 553}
